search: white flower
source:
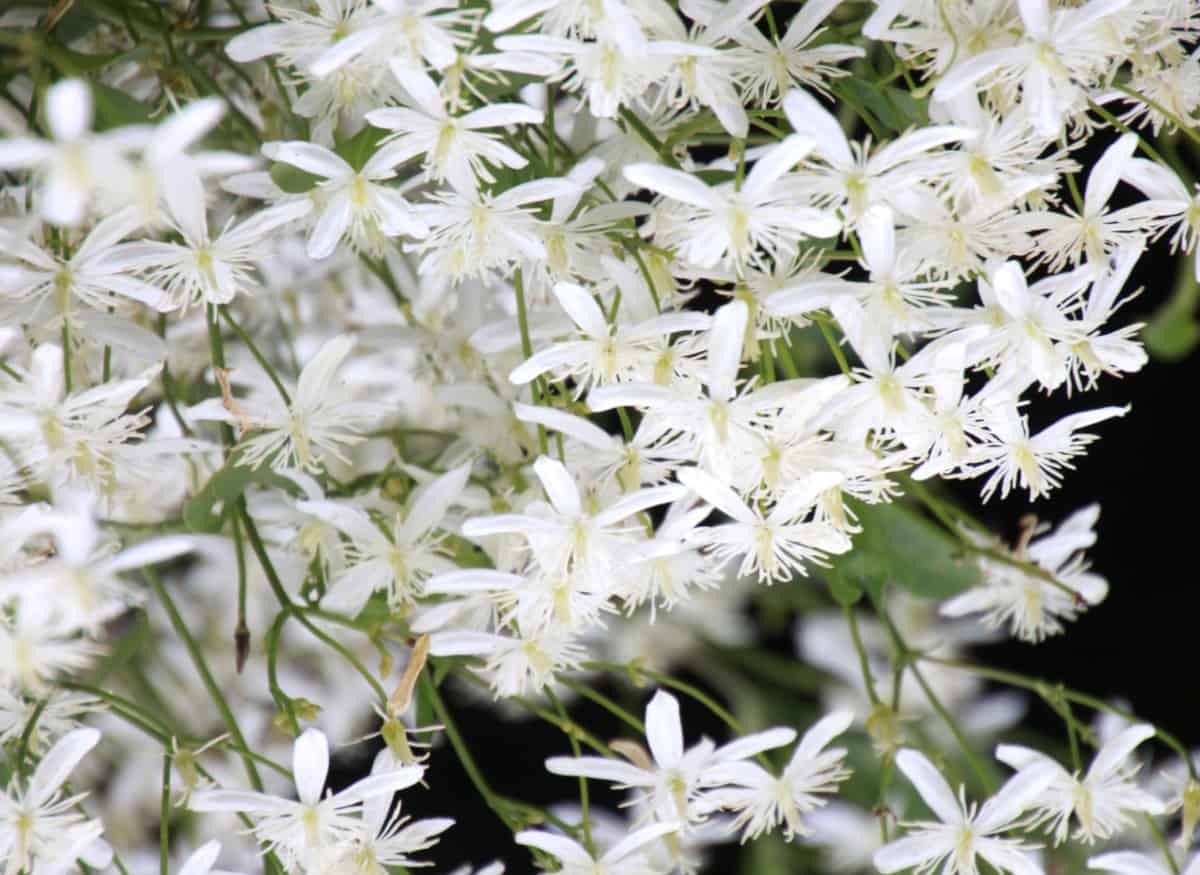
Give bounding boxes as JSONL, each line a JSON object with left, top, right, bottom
{"left": 262, "top": 140, "right": 426, "bottom": 259}
{"left": 1027, "top": 134, "right": 1159, "bottom": 270}
{"left": 996, "top": 724, "right": 1165, "bottom": 844}
{"left": 515, "top": 822, "right": 680, "bottom": 875}
{"left": 730, "top": 0, "right": 865, "bottom": 105}
{"left": 0, "top": 79, "right": 142, "bottom": 226}
{"left": 625, "top": 136, "right": 838, "bottom": 272}
{"left": 704, "top": 709, "right": 855, "bottom": 841}
{"left": 0, "top": 727, "right": 113, "bottom": 875}
{"left": 940, "top": 504, "right": 1110, "bottom": 642}
{"left": 190, "top": 334, "right": 380, "bottom": 473}
{"left": 508, "top": 281, "right": 710, "bottom": 393}
{"left": 365, "top": 64, "right": 542, "bottom": 193}
{"left": 298, "top": 463, "right": 472, "bottom": 614}
{"left": 932, "top": 0, "right": 1133, "bottom": 137}
{"left": 678, "top": 466, "right": 850, "bottom": 584}
{"left": 412, "top": 177, "right": 579, "bottom": 284}
{"left": 874, "top": 748, "right": 1057, "bottom": 875}
{"left": 462, "top": 455, "right": 684, "bottom": 586}
{"left": 114, "top": 194, "right": 311, "bottom": 310}
{"left": 967, "top": 403, "right": 1129, "bottom": 502}
{"left": 545, "top": 689, "right": 796, "bottom": 829}
{"left": 190, "top": 728, "right": 425, "bottom": 874}
{"left": 783, "top": 88, "right": 975, "bottom": 223}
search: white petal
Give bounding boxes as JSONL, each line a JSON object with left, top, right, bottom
{"left": 858, "top": 205, "right": 896, "bottom": 276}
{"left": 292, "top": 728, "right": 329, "bottom": 806}
{"left": 512, "top": 403, "right": 613, "bottom": 450}
{"left": 307, "top": 196, "right": 353, "bottom": 260}
{"left": 895, "top": 748, "right": 963, "bottom": 825}
{"left": 874, "top": 835, "right": 940, "bottom": 873}
{"left": 148, "top": 98, "right": 226, "bottom": 163}
{"left": 262, "top": 141, "right": 351, "bottom": 179}
{"left": 553, "top": 282, "right": 610, "bottom": 338}
{"left": 47, "top": 79, "right": 92, "bottom": 141}
{"left": 178, "top": 841, "right": 222, "bottom": 875}
{"left": 706, "top": 298, "right": 748, "bottom": 401}
{"left": 975, "top": 762, "right": 1059, "bottom": 834}
{"left": 1088, "top": 723, "right": 1155, "bottom": 782}
{"left": 226, "top": 23, "right": 287, "bottom": 62}
{"left": 533, "top": 455, "right": 582, "bottom": 517}
{"left": 623, "top": 163, "right": 718, "bottom": 209}
{"left": 309, "top": 28, "right": 382, "bottom": 78}
{"left": 296, "top": 334, "right": 354, "bottom": 408}
{"left": 602, "top": 822, "right": 681, "bottom": 864}
{"left": 107, "top": 536, "right": 195, "bottom": 572}
{"left": 742, "top": 134, "right": 815, "bottom": 199}
{"left": 1085, "top": 133, "right": 1138, "bottom": 217}
{"left": 335, "top": 766, "right": 425, "bottom": 804}
{"left": 1089, "top": 851, "right": 1168, "bottom": 875}
{"left": 543, "top": 756, "right": 652, "bottom": 785}
{"left": 400, "top": 463, "right": 471, "bottom": 541}
{"left": 645, "top": 690, "right": 684, "bottom": 767}
{"left": 783, "top": 89, "right": 851, "bottom": 168}
{"left": 677, "top": 467, "right": 755, "bottom": 525}
{"left": 30, "top": 727, "right": 100, "bottom": 804}
{"left": 514, "top": 831, "right": 591, "bottom": 866}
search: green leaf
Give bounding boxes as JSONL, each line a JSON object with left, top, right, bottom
{"left": 825, "top": 566, "right": 863, "bottom": 608}
{"left": 334, "top": 124, "right": 389, "bottom": 171}
{"left": 90, "top": 82, "right": 153, "bottom": 129}
{"left": 184, "top": 452, "right": 302, "bottom": 533}
{"left": 1143, "top": 317, "right": 1199, "bottom": 361}
{"left": 1143, "top": 263, "right": 1200, "bottom": 361}
{"left": 832, "top": 80, "right": 928, "bottom": 135}
{"left": 270, "top": 161, "right": 321, "bottom": 194}
{"left": 829, "top": 498, "right": 978, "bottom": 603}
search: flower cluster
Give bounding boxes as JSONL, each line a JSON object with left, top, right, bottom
{"left": 2, "top": 0, "right": 1198, "bottom": 873}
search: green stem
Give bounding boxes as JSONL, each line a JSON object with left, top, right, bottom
{"left": 160, "top": 753, "right": 172, "bottom": 875}
{"left": 149, "top": 569, "right": 265, "bottom": 790}
{"left": 922, "top": 655, "right": 1197, "bottom": 779}
{"left": 618, "top": 108, "right": 680, "bottom": 169}
{"left": 546, "top": 686, "right": 593, "bottom": 855}
{"left": 845, "top": 605, "right": 881, "bottom": 707}
{"left": 878, "top": 610, "right": 994, "bottom": 793}
{"left": 419, "top": 672, "right": 515, "bottom": 831}
{"left": 219, "top": 306, "right": 292, "bottom": 406}
{"left": 557, "top": 675, "right": 644, "bottom": 733}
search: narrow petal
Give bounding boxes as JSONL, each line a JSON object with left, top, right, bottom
{"left": 895, "top": 748, "right": 963, "bottom": 825}
{"left": 293, "top": 728, "right": 329, "bottom": 806}
{"left": 533, "top": 455, "right": 582, "bottom": 517}
{"left": 645, "top": 690, "right": 684, "bottom": 768}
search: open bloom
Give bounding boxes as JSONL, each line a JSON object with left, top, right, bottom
{"left": 625, "top": 135, "right": 838, "bottom": 272}
{"left": 678, "top": 467, "right": 850, "bottom": 584}
{"left": 874, "top": 748, "right": 1058, "bottom": 875}
{"left": 704, "top": 709, "right": 855, "bottom": 841}
{"left": 545, "top": 689, "right": 796, "bottom": 829}
{"left": 996, "top": 723, "right": 1165, "bottom": 844}
{"left": 190, "top": 728, "right": 425, "bottom": 873}
{"left": 516, "top": 823, "right": 680, "bottom": 875}
{"left": 0, "top": 727, "right": 113, "bottom": 875}
{"left": 366, "top": 64, "right": 542, "bottom": 192}
{"left": 262, "top": 140, "right": 426, "bottom": 259}
{"left": 0, "top": 79, "right": 142, "bottom": 226}
{"left": 190, "top": 335, "right": 381, "bottom": 473}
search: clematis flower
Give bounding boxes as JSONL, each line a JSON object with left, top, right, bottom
{"left": 874, "top": 748, "right": 1058, "bottom": 875}
{"left": 190, "top": 728, "right": 425, "bottom": 874}
{"left": 996, "top": 723, "right": 1165, "bottom": 844}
